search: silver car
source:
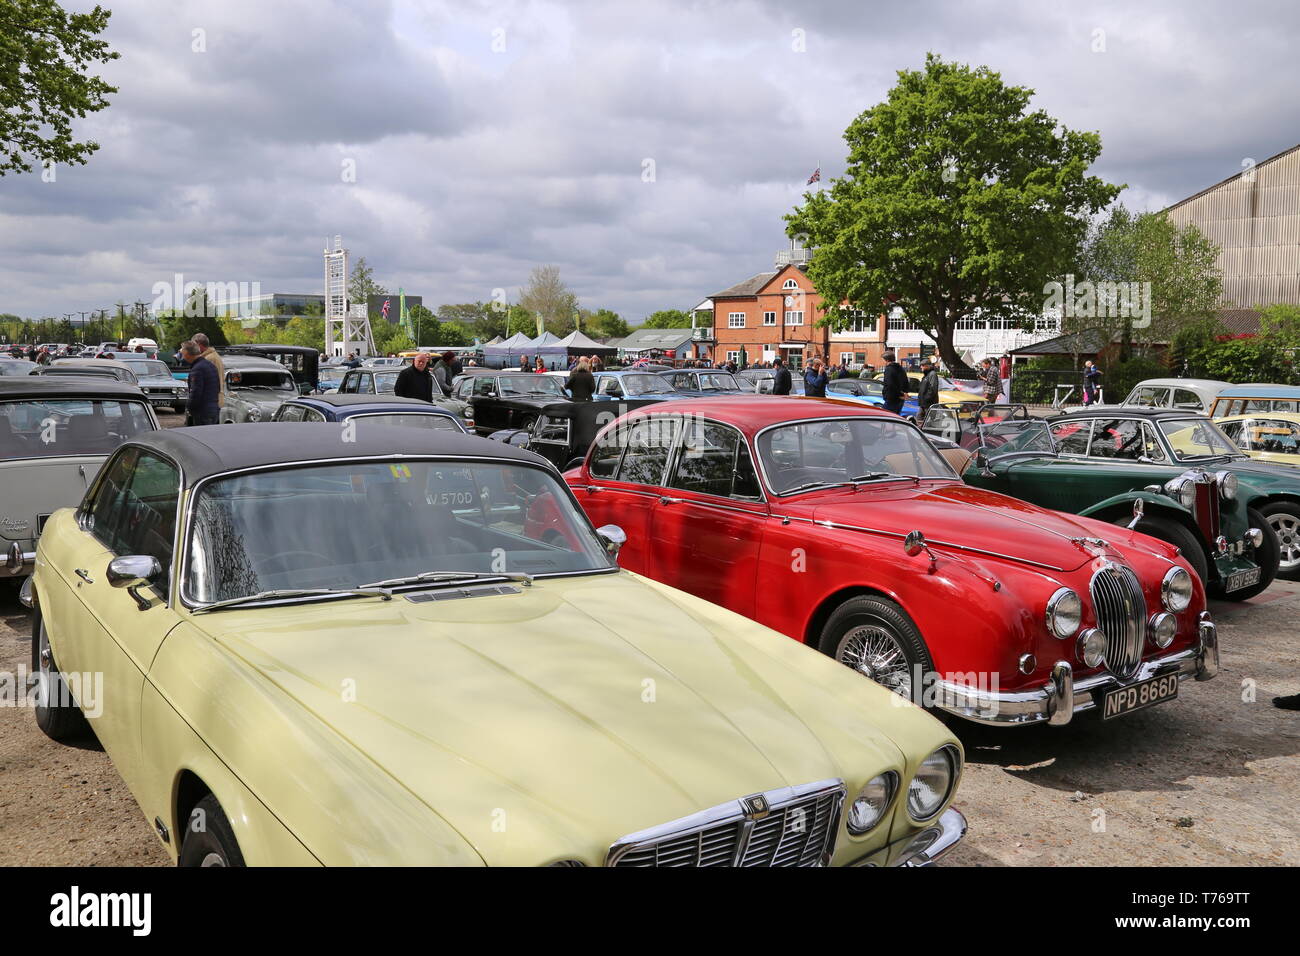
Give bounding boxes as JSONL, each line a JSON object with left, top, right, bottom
{"left": 218, "top": 355, "right": 298, "bottom": 423}
{"left": 1, "top": 377, "right": 159, "bottom": 577}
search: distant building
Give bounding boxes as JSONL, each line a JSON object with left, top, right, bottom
{"left": 707, "top": 239, "right": 1058, "bottom": 368}
{"left": 207, "top": 292, "right": 326, "bottom": 318}
{"left": 616, "top": 328, "right": 696, "bottom": 362}
{"left": 1165, "top": 143, "right": 1300, "bottom": 309}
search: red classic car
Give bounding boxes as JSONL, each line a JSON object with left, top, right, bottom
{"left": 564, "top": 397, "right": 1219, "bottom": 726}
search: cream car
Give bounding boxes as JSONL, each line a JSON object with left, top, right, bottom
{"left": 27, "top": 423, "right": 965, "bottom": 866}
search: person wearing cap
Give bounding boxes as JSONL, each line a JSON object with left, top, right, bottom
{"left": 430, "top": 351, "right": 456, "bottom": 397}
{"left": 917, "top": 359, "right": 940, "bottom": 420}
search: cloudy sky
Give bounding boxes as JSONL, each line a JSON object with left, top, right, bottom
{"left": 3, "top": 0, "right": 1298, "bottom": 322}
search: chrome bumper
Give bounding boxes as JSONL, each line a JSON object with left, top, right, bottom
{"left": 936, "top": 613, "right": 1218, "bottom": 727}
{"left": 5, "top": 542, "right": 34, "bottom": 577}
{"left": 850, "top": 807, "right": 968, "bottom": 867}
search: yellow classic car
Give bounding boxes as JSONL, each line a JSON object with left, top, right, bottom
{"left": 25, "top": 422, "right": 965, "bottom": 867}
{"left": 1216, "top": 412, "right": 1300, "bottom": 468}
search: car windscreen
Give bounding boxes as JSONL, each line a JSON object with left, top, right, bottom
{"left": 621, "top": 374, "right": 674, "bottom": 394}
{"left": 499, "top": 375, "right": 564, "bottom": 397}
{"left": 757, "top": 417, "right": 956, "bottom": 494}
{"left": 1158, "top": 418, "right": 1243, "bottom": 461}
{"left": 184, "top": 460, "right": 614, "bottom": 604}
{"left": 44, "top": 366, "right": 136, "bottom": 383}
{"left": 119, "top": 359, "right": 171, "bottom": 379}
{"left": 979, "top": 420, "right": 1056, "bottom": 456}
{"left": 697, "top": 373, "right": 739, "bottom": 390}
{"left": 0, "top": 361, "right": 35, "bottom": 376}
{"left": 230, "top": 371, "right": 294, "bottom": 391}
{"left": 352, "top": 413, "right": 462, "bottom": 431}
{"left": 0, "top": 399, "right": 154, "bottom": 457}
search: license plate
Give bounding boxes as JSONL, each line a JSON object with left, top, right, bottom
{"left": 1101, "top": 674, "right": 1180, "bottom": 719}
{"left": 1223, "top": 566, "right": 1262, "bottom": 592}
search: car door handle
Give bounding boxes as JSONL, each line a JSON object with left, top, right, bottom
{"left": 585, "top": 485, "right": 602, "bottom": 494}
{"left": 659, "top": 496, "right": 681, "bottom": 505}
{"left": 75, "top": 568, "right": 94, "bottom": 584}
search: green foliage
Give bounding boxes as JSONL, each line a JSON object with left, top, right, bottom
{"left": 159, "top": 312, "right": 229, "bottom": 353}
{"left": 787, "top": 54, "right": 1120, "bottom": 374}
{"left": 1189, "top": 337, "right": 1298, "bottom": 385}
{"left": 385, "top": 332, "right": 416, "bottom": 353}
{"left": 519, "top": 265, "right": 579, "bottom": 335}
{"left": 348, "top": 257, "right": 386, "bottom": 305}
{"left": 1258, "top": 303, "right": 1300, "bottom": 342}
{"left": 1169, "top": 316, "right": 1226, "bottom": 370}
{"left": 583, "top": 308, "right": 631, "bottom": 339}
{"left": 1074, "top": 205, "right": 1223, "bottom": 358}
{"left": 641, "top": 309, "right": 692, "bottom": 329}
{"left": 0, "top": 0, "right": 119, "bottom": 176}
{"left": 1102, "top": 357, "right": 1168, "bottom": 402}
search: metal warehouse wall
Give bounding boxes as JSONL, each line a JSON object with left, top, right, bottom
{"left": 1166, "top": 145, "right": 1300, "bottom": 308}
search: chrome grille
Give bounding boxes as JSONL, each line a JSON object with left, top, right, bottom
{"left": 607, "top": 779, "right": 845, "bottom": 867}
{"left": 1090, "top": 563, "right": 1147, "bottom": 679}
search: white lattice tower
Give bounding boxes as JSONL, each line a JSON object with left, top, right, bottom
{"left": 324, "top": 235, "right": 349, "bottom": 356}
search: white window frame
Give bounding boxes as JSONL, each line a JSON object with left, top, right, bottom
{"left": 726, "top": 350, "right": 741, "bottom": 364}
{"left": 728, "top": 312, "right": 746, "bottom": 329}
{"left": 763, "top": 311, "right": 776, "bottom": 326}
{"left": 784, "top": 310, "right": 804, "bottom": 326}
{"left": 782, "top": 278, "right": 799, "bottom": 290}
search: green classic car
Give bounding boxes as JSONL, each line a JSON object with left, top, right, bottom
{"left": 25, "top": 422, "right": 966, "bottom": 867}
{"left": 924, "top": 405, "right": 1278, "bottom": 600}
{"left": 1050, "top": 407, "right": 1300, "bottom": 583}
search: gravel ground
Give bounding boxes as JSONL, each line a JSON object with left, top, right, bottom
{"left": 2, "top": 410, "right": 1297, "bottom": 866}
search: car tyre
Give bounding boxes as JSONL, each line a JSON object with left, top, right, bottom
{"left": 179, "top": 794, "right": 245, "bottom": 867}
{"left": 1119, "top": 514, "right": 1210, "bottom": 586}
{"left": 1215, "top": 507, "right": 1282, "bottom": 601}
{"left": 32, "top": 611, "right": 91, "bottom": 742}
{"left": 819, "top": 595, "right": 934, "bottom": 706}
{"left": 1257, "top": 501, "right": 1300, "bottom": 581}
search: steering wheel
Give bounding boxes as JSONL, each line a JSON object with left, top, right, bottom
{"left": 258, "top": 550, "right": 333, "bottom": 574}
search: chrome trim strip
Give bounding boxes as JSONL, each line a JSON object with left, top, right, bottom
{"left": 1047, "top": 661, "right": 1074, "bottom": 726}
{"left": 895, "top": 807, "right": 968, "bottom": 867}
{"left": 1196, "top": 612, "right": 1219, "bottom": 680}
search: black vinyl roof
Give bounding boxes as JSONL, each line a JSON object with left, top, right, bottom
{"left": 0, "top": 376, "right": 147, "bottom": 401}
{"left": 126, "top": 422, "right": 545, "bottom": 485}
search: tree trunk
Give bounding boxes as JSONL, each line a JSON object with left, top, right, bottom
{"left": 934, "top": 324, "right": 973, "bottom": 377}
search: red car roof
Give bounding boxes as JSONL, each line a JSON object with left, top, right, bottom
{"left": 609, "top": 395, "right": 894, "bottom": 436}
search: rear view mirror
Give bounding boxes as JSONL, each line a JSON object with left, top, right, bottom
{"left": 596, "top": 524, "right": 627, "bottom": 558}
{"left": 107, "top": 554, "right": 162, "bottom": 611}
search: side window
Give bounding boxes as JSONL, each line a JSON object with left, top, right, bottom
{"left": 85, "top": 447, "right": 139, "bottom": 552}
{"left": 339, "top": 374, "right": 356, "bottom": 394}
{"left": 1173, "top": 389, "right": 1204, "bottom": 410}
{"left": 276, "top": 404, "right": 306, "bottom": 422}
{"left": 1090, "top": 419, "right": 1144, "bottom": 460}
{"left": 1050, "top": 420, "right": 1092, "bottom": 456}
{"left": 474, "top": 377, "right": 496, "bottom": 397}
{"left": 303, "top": 409, "right": 327, "bottom": 423}
{"left": 1218, "top": 420, "right": 1244, "bottom": 445}
{"left": 1140, "top": 423, "right": 1168, "bottom": 461}
{"left": 87, "top": 450, "right": 179, "bottom": 595}
{"left": 453, "top": 378, "right": 472, "bottom": 400}
{"left": 616, "top": 417, "right": 680, "bottom": 486}
{"left": 358, "top": 374, "right": 375, "bottom": 395}
{"left": 669, "top": 421, "right": 761, "bottom": 499}
{"left": 598, "top": 377, "right": 623, "bottom": 397}
{"left": 588, "top": 425, "right": 624, "bottom": 478}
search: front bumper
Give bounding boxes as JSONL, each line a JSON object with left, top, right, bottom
{"left": 5, "top": 542, "right": 34, "bottom": 577}
{"left": 850, "top": 807, "right": 968, "bottom": 867}
{"left": 936, "top": 613, "right": 1218, "bottom": 727}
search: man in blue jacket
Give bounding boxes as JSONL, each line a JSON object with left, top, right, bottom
{"left": 803, "top": 358, "right": 829, "bottom": 397}
{"left": 183, "top": 340, "right": 220, "bottom": 425}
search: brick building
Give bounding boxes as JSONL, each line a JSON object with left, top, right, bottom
{"left": 709, "top": 243, "right": 887, "bottom": 370}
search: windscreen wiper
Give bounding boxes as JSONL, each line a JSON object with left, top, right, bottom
{"left": 361, "top": 569, "right": 534, "bottom": 589}
{"left": 193, "top": 586, "right": 393, "bottom": 613}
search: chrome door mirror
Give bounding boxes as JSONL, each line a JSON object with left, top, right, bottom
{"left": 596, "top": 524, "right": 627, "bottom": 558}
{"left": 106, "top": 555, "right": 161, "bottom": 610}
{"left": 903, "top": 530, "right": 937, "bottom": 572}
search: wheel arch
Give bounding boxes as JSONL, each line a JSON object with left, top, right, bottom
{"left": 1247, "top": 491, "right": 1300, "bottom": 512}
{"left": 1082, "top": 495, "right": 1208, "bottom": 553}
{"left": 803, "top": 584, "right": 900, "bottom": 652}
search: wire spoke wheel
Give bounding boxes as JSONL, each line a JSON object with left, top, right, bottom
{"left": 836, "top": 624, "right": 913, "bottom": 697}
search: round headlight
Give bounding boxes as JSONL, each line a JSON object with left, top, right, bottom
{"left": 1045, "top": 588, "right": 1082, "bottom": 639}
{"left": 1149, "top": 612, "right": 1176, "bottom": 649}
{"left": 908, "top": 746, "right": 958, "bottom": 822}
{"left": 847, "top": 772, "right": 897, "bottom": 835}
{"left": 1076, "top": 628, "right": 1106, "bottom": 668}
{"left": 1161, "top": 566, "right": 1193, "bottom": 612}
{"left": 1163, "top": 477, "right": 1196, "bottom": 509}
{"left": 247, "top": 406, "right": 263, "bottom": 422}
{"left": 1216, "top": 471, "right": 1238, "bottom": 501}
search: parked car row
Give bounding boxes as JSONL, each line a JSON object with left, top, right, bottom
{"left": 5, "top": 368, "right": 1298, "bottom": 868}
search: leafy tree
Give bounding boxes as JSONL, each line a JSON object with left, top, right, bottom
{"left": 585, "top": 308, "right": 631, "bottom": 338}
{"left": 505, "top": 304, "right": 536, "bottom": 337}
{"left": 159, "top": 308, "right": 229, "bottom": 353}
{"left": 519, "top": 265, "right": 579, "bottom": 335}
{"left": 1258, "top": 303, "right": 1300, "bottom": 343}
{"left": 429, "top": 321, "right": 472, "bottom": 347}
{"left": 385, "top": 332, "right": 416, "bottom": 353}
{"left": 787, "top": 54, "right": 1120, "bottom": 375}
{"left": 1074, "top": 205, "right": 1223, "bottom": 360}
{"left": 348, "top": 257, "right": 386, "bottom": 306}
{"left": 0, "top": 1, "right": 119, "bottom": 176}
{"left": 641, "top": 309, "right": 692, "bottom": 329}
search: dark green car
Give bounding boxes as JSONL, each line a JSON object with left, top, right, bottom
{"left": 924, "top": 405, "right": 1279, "bottom": 600}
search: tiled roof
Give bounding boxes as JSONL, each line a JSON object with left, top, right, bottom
{"left": 1217, "top": 308, "right": 1262, "bottom": 335}
{"left": 711, "top": 271, "right": 776, "bottom": 298}
{"left": 617, "top": 328, "right": 695, "bottom": 349}
{"left": 1010, "top": 328, "right": 1113, "bottom": 356}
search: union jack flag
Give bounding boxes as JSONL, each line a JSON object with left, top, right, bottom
{"left": 806, "top": 167, "right": 821, "bottom": 185}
